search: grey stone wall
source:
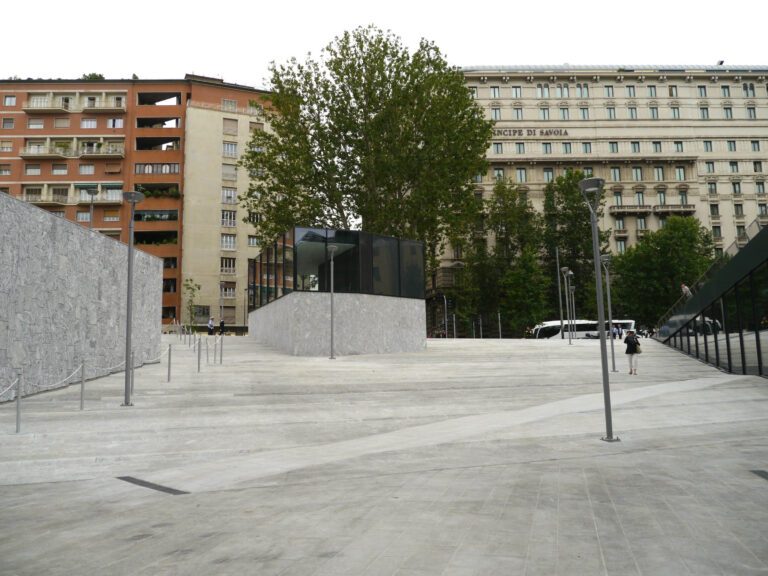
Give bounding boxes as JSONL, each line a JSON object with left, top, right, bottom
{"left": 0, "top": 193, "right": 162, "bottom": 401}
{"left": 249, "top": 291, "right": 426, "bottom": 356}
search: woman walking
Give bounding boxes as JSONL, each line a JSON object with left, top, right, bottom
{"left": 624, "top": 330, "right": 641, "bottom": 375}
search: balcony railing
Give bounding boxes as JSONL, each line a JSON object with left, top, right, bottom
{"left": 22, "top": 98, "right": 125, "bottom": 113}
{"left": 636, "top": 229, "right": 648, "bottom": 239}
{"left": 608, "top": 204, "right": 653, "bottom": 215}
{"left": 652, "top": 204, "right": 696, "bottom": 215}
{"left": 81, "top": 99, "right": 127, "bottom": 113}
{"left": 80, "top": 145, "right": 125, "bottom": 158}
{"left": 614, "top": 228, "right": 629, "bottom": 238}
{"left": 77, "top": 190, "right": 123, "bottom": 204}
{"left": 19, "top": 145, "right": 77, "bottom": 158}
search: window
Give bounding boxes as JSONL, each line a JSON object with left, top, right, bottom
{"left": 221, "top": 234, "right": 237, "bottom": 250}
{"left": 737, "top": 225, "right": 746, "bottom": 239}
{"left": 610, "top": 167, "right": 621, "bottom": 181}
{"left": 559, "top": 108, "right": 569, "bottom": 120}
{"left": 511, "top": 86, "right": 521, "bottom": 98}
{"left": 648, "top": 85, "right": 656, "bottom": 97}
{"left": 632, "top": 167, "right": 643, "bottom": 181}
{"left": 513, "top": 107, "right": 523, "bottom": 120}
{"left": 743, "top": 83, "right": 755, "bottom": 97}
{"left": 638, "top": 217, "right": 646, "bottom": 230}
{"left": 617, "top": 240, "right": 626, "bottom": 254}
{"left": 606, "top": 107, "right": 616, "bottom": 119}
{"left": 604, "top": 85, "right": 614, "bottom": 97}
{"left": 747, "top": 107, "right": 756, "bottom": 119}
{"left": 80, "top": 118, "right": 97, "bottom": 129}
{"left": 582, "top": 142, "right": 592, "bottom": 154}
{"left": 583, "top": 167, "right": 593, "bottom": 176}
{"left": 492, "top": 142, "right": 503, "bottom": 154}
{"left": 615, "top": 217, "right": 625, "bottom": 230}
{"left": 609, "top": 141, "right": 618, "bottom": 153}
{"left": 723, "top": 107, "right": 733, "bottom": 119}
{"left": 52, "top": 163, "right": 67, "bottom": 175}
{"left": 79, "top": 164, "right": 95, "bottom": 175}
{"left": 542, "top": 142, "right": 552, "bottom": 154}
{"left": 539, "top": 108, "right": 549, "bottom": 120}
{"left": 700, "top": 107, "right": 709, "bottom": 119}
{"left": 107, "top": 118, "right": 123, "bottom": 128}
{"left": 25, "top": 164, "right": 41, "bottom": 175}
{"left": 162, "top": 279, "right": 177, "bottom": 294}
{"left": 222, "top": 164, "right": 237, "bottom": 180}
{"left": 631, "top": 141, "right": 640, "bottom": 153}
{"left": 562, "top": 142, "right": 571, "bottom": 154}
{"left": 650, "top": 107, "right": 659, "bottom": 119}
{"left": 221, "top": 257, "right": 236, "bottom": 274}
{"left": 76, "top": 212, "right": 90, "bottom": 222}
{"left": 735, "top": 203, "right": 744, "bottom": 216}
{"left": 515, "top": 142, "right": 525, "bottom": 154}
{"left": 708, "top": 182, "right": 718, "bottom": 195}
{"left": 579, "top": 107, "right": 589, "bottom": 120}
{"left": 491, "top": 108, "right": 501, "bottom": 121}
{"left": 493, "top": 168, "right": 504, "bottom": 180}
{"left": 537, "top": 84, "right": 550, "bottom": 98}
{"left": 697, "top": 85, "right": 707, "bottom": 97}
{"left": 751, "top": 141, "right": 760, "bottom": 152}
{"left": 28, "top": 118, "right": 43, "bottom": 129}
{"left": 516, "top": 168, "right": 526, "bottom": 182}
{"left": 221, "top": 210, "right": 237, "bottom": 227}
{"left": 248, "top": 236, "right": 259, "bottom": 247}
{"left": 669, "top": 85, "right": 678, "bottom": 97}
{"left": 759, "top": 203, "right": 767, "bottom": 215}
{"left": 712, "top": 226, "right": 721, "bottom": 238}
{"left": 54, "top": 117, "right": 70, "bottom": 129}
{"left": 758, "top": 182, "right": 766, "bottom": 195}
{"left": 222, "top": 187, "right": 237, "bottom": 204}
{"left": 0, "top": 140, "right": 10, "bottom": 151}
{"left": 222, "top": 99, "right": 238, "bottom": 111}
{"left": 626, "top": 85, "right": 635, "bottom": 98}
{"left": 0, "top": 164, "right": 9, "bottom": 175}
{"left": 103, "top": 209, "right": 119, "bottom": 222}
{"left": 3, "top": 95, "right": 16, "bottom": 106}
{"left": 658, "top": 216, "right": 666, "bottom": 228}
{"left": 721, "top": 86, "right": 730, "bottom": 97}
{"left": 2, "top": 118, "right": 14, "bottom": 129}
{"left": 704, "top": 140, "right": 713, "bottom": 152}
{"left": 543, "top": 168, "right": 554, "bottom": 183}
{"left": 628, "top": 107, "right": 637, "bottom": 119}
{"left": 730, "top": 161, "right": 739, "bottom": 173}
{"left": 653, "top": 166, "right": 664, "bottom": 181}
{"left": 556, "top": 84, "right": 569, "bottom": 98}
{"left": 223, "top": 141, "right": 237, "bottom": 158}
{"left": 576, "top": 84, "right": 589, "bottom": 98}
{"left": 727, "top": 140, "right": 736, "bottom": 152}
{"left": 755, "top": 161, "right": 763, "bottom": 173}
{"left": 732, "top": 182, "right": 741, "bottom": 194}
{"left": 710, "top": 204, "right": 719, "bottom": 216}
{"left": 705, "top": 162, "right": 715, "bottom": 173}
{"left": 674, "top": 141, "right": 683, "bottom": 153}
{"left": 671, "top": 107, "right": 680, "bottom": 119}
{"left": 490, "top": 86, "right": 500, "bottom": 98}
{"left": 613, "top": 191, "right": 622, "bottom": 206}
{"left": 657, "top": 191, "right": 666, "bottom": 205}
{"left": 653, "top": 141, "right": 662, "bottom": 153}
{"left": 468, "top": 87, "right": 477, "bottom": 99}
{"left": 675, "top": 166, "right": 686, "bottom": 181}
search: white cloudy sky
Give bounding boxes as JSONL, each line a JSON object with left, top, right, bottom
{"left": 4, "top": 0, "right": 765, "bottom": 90}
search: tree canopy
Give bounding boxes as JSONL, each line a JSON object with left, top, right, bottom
{"left": 239, "top": 26, "right": 493, "bottom": 268}
{"left": 611, "top": 215, "right": 715, "bottom": 327}
{"left": 79, "top": 73, "right": 105, "bottom": 80}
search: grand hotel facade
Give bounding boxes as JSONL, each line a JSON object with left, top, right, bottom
{"left": 432, "top": 65, "right": 768, "bottom": 295}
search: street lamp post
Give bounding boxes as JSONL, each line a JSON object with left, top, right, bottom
{"left": 86, "top": 188, "right": 99, "bottom": 230}
{"left": 556, "top": 247, "right": 564, "bottom": 339}
{"left": 328, "top": 244, "right": 337, "bottom": 359}
{"left": 560, "top": 267, "right": 572, "bottom": 344}
{"left": 570, "top": 284, "right": 576, "bottom": 331}
{"left": 442, "top": 294, "right": 448, "bottom": 338}
{"left": 122, "top": 190, "right": 144, "bottom": 407}
{"left": 601, "top": 253, "right": 617, "bottom": 372}
{"left": 578, "top": 177, "right": 618, "bottom": 442}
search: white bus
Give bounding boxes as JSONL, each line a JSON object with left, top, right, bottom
{"left": 533, "top": 319, "right": 636, "bottom": 340}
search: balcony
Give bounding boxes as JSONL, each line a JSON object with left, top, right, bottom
{"left": 608, "top": 204, "right": 653, "bottom": 216}
{"left": 77, "top": 189, "right": 124, "bottom": 205}
{"left": 758, "top": 214, "right": 768, "bottom": 225}
{"left": 636, "top": 229, "right": 648, "bottom": 239}
{"left": 22, "top": 98, "right": 72, "bottom": 113}
{"left": 653, "top": 204, "right": 696, "bottom": 215}
{"left": 80, "top": 145, "right": 125, "bottom": 158}
{"left": 614, "top": 228, "right": 629, "bottom": 238}
{"left": 19, "top": 145, "right": 77, "bottom": 159}
{"left": 81, "top": 99, "right": 126, "bottom": 113}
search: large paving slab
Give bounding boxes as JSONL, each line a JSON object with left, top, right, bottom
{"left": 1, "top": 335, "right": 767, "bottom": 575}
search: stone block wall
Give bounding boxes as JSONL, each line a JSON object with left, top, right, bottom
{"left": 0, "top": 193, "right": 162, "bottom": 400}
{"left": 249, "top": 291, "right": 426, "bottom": 356}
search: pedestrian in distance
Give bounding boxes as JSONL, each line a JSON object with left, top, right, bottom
{"left": 624, "top": 330, "right": 641, "bottom": 375}
{"left": 219, "top": 318, "right": 225, "bottom": 335}
{"left": 681, "top": 283, "right": 693, "bottom": 300}
{"left": 208, "top": 317, "right": 214, "bottom": 336}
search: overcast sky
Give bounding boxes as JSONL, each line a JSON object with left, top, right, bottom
{"left": 4, "top": 0, "right": 765, "bottom": 90}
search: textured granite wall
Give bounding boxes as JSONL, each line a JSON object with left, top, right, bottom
{"left": 0, "top": 193, "right": 162, "bottom": 401}
{"left": 249, "top": 291, "right": 426, "bottom": 356}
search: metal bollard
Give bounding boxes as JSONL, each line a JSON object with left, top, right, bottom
{"left": 206, "top": 338, "right": 209, "bottom": 364}
{"left": 15, "top": 369, "right": 23, "bottom": 434}
{"left": 219, "top": 335, "right": 223, "bottom": 364}
{"left": 197, "top": 337, "right": 201, "bottom": 373}
{"left": 213, "top": 336, "right": 218, "bottom": 363}
{"left": 80, "top": 360, "right": 85, "bottom": 411}
{"left": 167, "top": 344, "right": 172, "bottom": 383}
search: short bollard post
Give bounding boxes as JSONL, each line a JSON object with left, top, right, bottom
{"left": 213, "top": 336, "right": 218, "bottom": 363}
{"left": 197, "top": 337, "right": 201, "bottom": 373}
{"left": 15, "top": 369, "right": 23, "bottom": 434}
{"left": 206, "top": 338, "right": 209, "bottom": 364}
{"left": 167, "top": 344, "right": 172, "bottom": 383}
{"left": 80, "top": 359, "right": 85, "bottom": 411}
{"left": 219, "top": 335, "right": 223, "bottom": 364}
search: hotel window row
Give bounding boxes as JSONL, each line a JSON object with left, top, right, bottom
{"left": 491, "top": 139, "right": 762, "bottom": 155}
{"left": 472, "top": 82, "right": 766, "bottom": 100}
{"left": 488, "top": 105, "right": 757, "bottom": 121}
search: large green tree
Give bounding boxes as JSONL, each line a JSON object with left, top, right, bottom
{"left": 239, "top": 26, "right": 493, "bottom": 268}
{"left": 611, "top": 215, "right": 715, "bottom": 327}
{"left": 543, "top": 170, "right": 610, "bottom": 320}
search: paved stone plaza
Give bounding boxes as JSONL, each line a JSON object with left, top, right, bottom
{"left": 1, "top": 336, "right": 767, "bottom": 575}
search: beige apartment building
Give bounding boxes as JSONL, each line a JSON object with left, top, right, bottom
{"left": 456, "top": 65, "right": 768, "bottom": 257}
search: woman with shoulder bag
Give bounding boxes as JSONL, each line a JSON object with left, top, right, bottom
{"left": 624, "top": 330, "right": 641, "bottom": 375}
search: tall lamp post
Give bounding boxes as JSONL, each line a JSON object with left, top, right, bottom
{"left": 122, "top": 190, "right": 144, "bottom": 407}
{"left": 560, "top": 267, "right": 572, "bottom": 344}
{"left": 578, "top": 177, "right": 618, "bottom": 442}
{"left": 556, "top": 247, "right": 564, "bottom": 339}
{"left": 328, "top": 244, "right": 337, "bottom": 359}
{"left": 86, "top": 187, "right": 99, "bottom": 230}
{"left": 601, "top": 253, "right": 617, "bottom": 372}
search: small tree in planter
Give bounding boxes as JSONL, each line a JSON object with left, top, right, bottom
{"left": 183, "top": 277, "right": 202, "bottom": 333}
